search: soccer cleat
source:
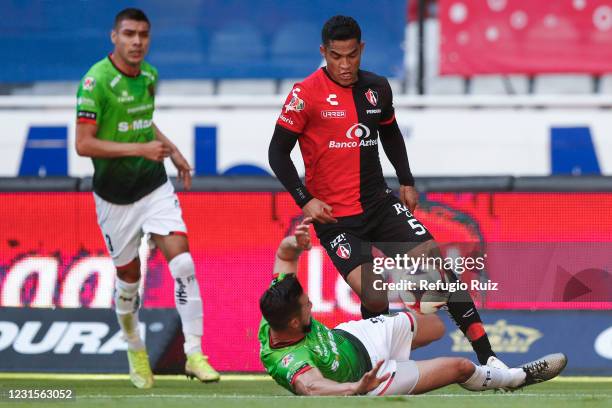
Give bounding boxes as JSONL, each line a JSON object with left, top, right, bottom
{"left": 127, "top": 349, "right": 154, "bottom": 389}
{"left": 486, "top": 356, "right": 509, "bottom": 370}
{"left": 521, "top": 353, "right": 568, "bottom": 386}
{"left": 185, "top": 352, "right": 220, "bottom": 383}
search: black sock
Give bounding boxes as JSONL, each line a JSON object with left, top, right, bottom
{"left": 360, "top": 304, "right": 389, "bottom": 319}
{"left": 446, "top": 283, "right": 496, "bottom": 365}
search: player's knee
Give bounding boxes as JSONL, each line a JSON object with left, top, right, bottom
{"left": 430, "top": 314, "right": 446, "bottom": 340}
{"left": 361, "top": 299, "right": 388, "bottom": 315}
{"left": 168, "top": 252, "right": 195, "bottom": 279}
{"left": 455, "top": 358, "right": 475, "bottom": 383}
{"left": 116, "top": 258, "right": 141, "bottom": 283}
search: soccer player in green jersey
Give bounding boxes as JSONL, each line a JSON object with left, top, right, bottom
{"left": 75, "top": 8, "right": 219, "bottom": 388}
{"left": 259, "top": 219, "right": 567, "bottom": 395}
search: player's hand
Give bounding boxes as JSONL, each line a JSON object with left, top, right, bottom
{"left": 352, "top": 360, "right": 391, "bottom": 395}
{"left": 303, "top": 198, "right": 337, "bottom": 224}
{"left": 399, "top": 185, "right": 419, "bottom": 213}
{"left": 141, "top": 141, "right": 172, "bottom": 162}
{"left": 170, "top": 151, "right": 193, "bottom": 190}
{"left": 295, "top": 217, "right": 313, "bottom": 251}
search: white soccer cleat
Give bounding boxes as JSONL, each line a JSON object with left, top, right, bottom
{"left": 487, "top": 356, "right": 509, "bottom": 370}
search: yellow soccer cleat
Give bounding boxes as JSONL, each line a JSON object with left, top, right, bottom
{"left": 185, "top": 352, "right": 220, "bottom": 383}
{"left": 127, "top": 349, "right": 154, "bottom": 389}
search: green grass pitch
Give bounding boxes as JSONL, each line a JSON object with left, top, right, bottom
{"left": 0, "top": 374, "right": 610, "bottom": 408}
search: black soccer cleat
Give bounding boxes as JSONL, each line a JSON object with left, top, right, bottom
{"left": 521, "top": 353, "right": 568, "bottom": 386}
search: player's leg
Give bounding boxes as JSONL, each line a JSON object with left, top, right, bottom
{"left": 314, "top": 220, "right": 387, "bottom": 318}
{"left": 373, "top": 194, "right": 497, "bottom": 365}
{"left": 95, "top": 193, "right": 153, "bottom": 388}
{"left": 409, "top": 357, "right": 525, "bottom": 395}
{"left": 150, "top": 233, "right": 201, "bottom": 353}
{"left": 143, "top": 180, "right": 219, "bottom": 382}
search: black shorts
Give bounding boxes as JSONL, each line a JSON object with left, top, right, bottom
{"left": 314, "top": 193, "right": 433, "bottom": 279}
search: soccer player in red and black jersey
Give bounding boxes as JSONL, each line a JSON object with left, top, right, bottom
{"left": 268, "top": 15, "right": 502, "bottom": 368}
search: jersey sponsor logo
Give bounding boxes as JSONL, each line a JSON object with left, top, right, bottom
{"left": 83, "top": 77, "right": 96, "bottom": 91}
{"left": 117, "top": 90, "right": 135, "bottom": 103}
{"left": 321, "top": 110, "right": 346, "bottom": 119}
{"left": 331, "top": 359, "right": 339, "bottom": 371}
{"left": 329, "top": 123, "right": 378, "bottom": 148}
{"left": 77, "top": 97, "right": 96, "bottom": 107}
{"left": 281, "top": 353, "right": 294, "bottom": 367}
{"left": 326, "top": 94, "right": 339, "bottom": 106}
{"left": 279, "top": 114, "right": 294, "bottom": 126}
{"left": 118, "top": 119, "right": 153, "bottom": 132}
{"left": 284, "top": 88, "right": 305, "bottom": 113}
{"left": 110, "top": 75, "right": 121, "bottom": 88}
{"left": 366, "top": 108, "right": 382, "bottom": 115}
{"left": 127, "top": 103, "right": 154, "bottom": 114}
{"left": 77, "top": 111, "right": 97, "bottom": 120}
{"left": 345, "top": 123, "right": 371, "bottom": 140}
{"left": 365, "top": 88, "right": 378, "bottom": 106}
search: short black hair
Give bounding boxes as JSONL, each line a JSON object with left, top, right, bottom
{"left": 259, "top": 275, "right": 304, "bottom": 331}
{"left": 114, "top": 8, "right": 150, "bottom": 30}
{"left": 321, "top": 15, "right": 361, "bottom": 46}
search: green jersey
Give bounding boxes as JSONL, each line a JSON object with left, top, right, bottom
{"left": 258, "top": 274, "right": 371, "bottom": 394}
{"left": 76, "top": 56, "right": 167, "bottom": 204}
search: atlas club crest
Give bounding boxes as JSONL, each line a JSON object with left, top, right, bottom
{"left": 336, "top": 243, "right": 351, "bottom": 259}
{"left": 365, "top": 88, "right": 378, "bottom": 106}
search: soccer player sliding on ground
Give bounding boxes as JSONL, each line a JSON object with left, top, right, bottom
{"left": 75, "top": 8, "right": 219, "bottom": 388}
{"left": 258, "top": 218, "right": 567, "bottom": 396}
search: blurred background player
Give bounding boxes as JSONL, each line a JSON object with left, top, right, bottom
{"left": 259, "top": 218, "right": 567, "bottom": 395}
{"left": 74, "top": 8, "right": 219, "bottom": 388}
{"left": 268, "top": 15, "right": 503, "bottom": 368}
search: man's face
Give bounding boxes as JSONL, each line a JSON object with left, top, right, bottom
{"left": 111, "top": 19, "right": 150, "bottom": 66}
{"left": 320, "top": 38, "right": 364, "bottom": 86}
{"left": 296, "top": 293, "right": 313, "bottom": 333}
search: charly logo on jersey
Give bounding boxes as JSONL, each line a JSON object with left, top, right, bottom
{"left": 326, "top": 94, "right": 339, "bottom": 106}
{"left": 118, "top": 119, "right": 153, "bottom": 132}
{"left": 330, "top": 233, "right": 351, "bottom": 260}
{"left": 83, "top": 77, "right": 96, "bottom": 91}
{"left": 328, "top": 123, "right": 377, "bottom": 149}
{"left": 365, "top": 88, "right": 378, "bottom": 106}
{"left": 281, "top": 353, "right": 294, "bottom": 367}
{"left": 284, "top": 88, "right": 305, "bottom": 113}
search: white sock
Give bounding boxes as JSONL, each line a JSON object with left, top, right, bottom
{"left": 461, "top": 364, "right": 526, "bottom": 391}
{"left": 114, "top": 277, "right": 145, "bottom": 351}
{"left": 168, "top": 252, "right": 203, "bottom": 355}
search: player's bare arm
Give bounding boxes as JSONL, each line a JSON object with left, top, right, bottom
{"left": 294, "top": 360, "right": 390, "bottom": 396}
{"left": 302, "top": 198, "right": 337, "bottom": 224}
{"left": 273, "top": 218, "right": 313, "bottom": 276}
{"left": 75, "top": 122, "right": 170, "bottom": 161}
{"left": 399, "top": 185, "right": 419, "bottom": 213}
{"left": 153, "top": 123, "right": 192, "bottom": 190}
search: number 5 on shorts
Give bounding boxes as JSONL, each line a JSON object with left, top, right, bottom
{"left": 408, "top": 219, "right": 426, "bottom": 235}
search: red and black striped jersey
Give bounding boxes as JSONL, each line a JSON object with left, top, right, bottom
{"left": 276, "top": 68, "right": 396, "bottom": 217}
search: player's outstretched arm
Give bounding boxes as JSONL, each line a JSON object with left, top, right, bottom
{"left": 75, "top": 122, "right": 170, "bottom": 161}
{"left": 294, "top": 361, "right": 390, "bottom": 396}
{"left": 272, "top": 218, "right": 313, "bottom": 276}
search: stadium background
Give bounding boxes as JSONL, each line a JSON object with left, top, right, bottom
{"left": 1, "top": 0, "right": 611, "bottom": 380}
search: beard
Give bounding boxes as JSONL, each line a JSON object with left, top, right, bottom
{"left": 301, "top": 318, "right": 313, "bottom": 334}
